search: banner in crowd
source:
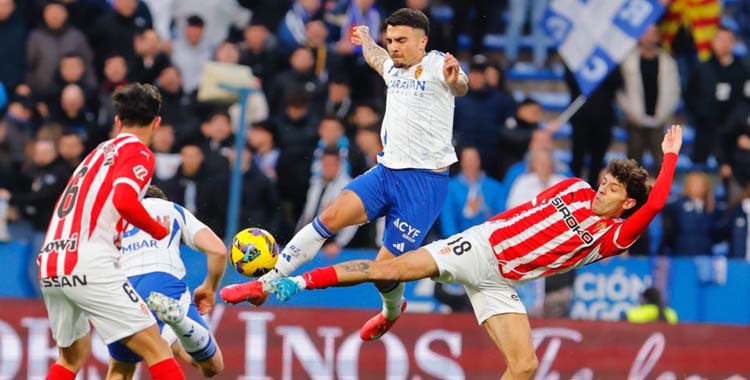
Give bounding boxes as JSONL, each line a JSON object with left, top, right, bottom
{"left": 543, "top": 0, "right": 666, "bottom": 95}
{"left": 1, "top": 300, "right": 749, "bottom": 380}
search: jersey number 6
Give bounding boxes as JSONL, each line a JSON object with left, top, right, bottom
{"left": 56, "top": 166, "right": 89, "bottom": 219}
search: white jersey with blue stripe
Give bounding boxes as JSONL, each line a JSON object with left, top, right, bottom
{"left": 378, "top": 50, "right": 462, "bottom": 170}
{"left": 118, "top": 198, "right": 207, "bottom": 279}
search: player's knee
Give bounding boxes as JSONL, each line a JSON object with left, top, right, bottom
{"left": 318, "top": 206, "right": 342, "bottom": 232}
{"left": 508, "top": 355, "right": 538, "bottom": 379}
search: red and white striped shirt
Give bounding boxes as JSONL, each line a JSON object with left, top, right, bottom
{"left": 488, "top": 153, "right": 678, "bottom": 283}
{"left": 38, "top": 133, "right": 157, "bottom": 279}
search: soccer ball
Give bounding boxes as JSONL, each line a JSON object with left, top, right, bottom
{"left": 229, "top": 228, "right": 280, "bottom": 278}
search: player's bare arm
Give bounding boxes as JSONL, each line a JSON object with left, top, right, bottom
{"left": 444, "top": 53, "right": 468, "bottom": 97}
{"left": 192, "top": 228, "right": 227, "bottom": 314}
{"left": 351, "top": 25, "right": 389, "bottom": 77}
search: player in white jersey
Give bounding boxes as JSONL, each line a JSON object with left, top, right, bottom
{"left": 106, "top": 186, "right": 226, "bottom": 380}
{"left": 222, "top": 8, "right": 468, "bottom": 341}
{"left": 39, "top": 84, "right": 186, "bottom": 380}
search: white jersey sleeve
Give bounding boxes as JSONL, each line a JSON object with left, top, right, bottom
{"left": 176, "top": 203, "right": 208, "bottom": 250}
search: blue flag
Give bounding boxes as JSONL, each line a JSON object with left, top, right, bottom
{"left": 543, "top": 0, "right": 666, "bottom": 96}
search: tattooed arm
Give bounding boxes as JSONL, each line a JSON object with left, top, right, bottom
{"left": 351, "top": 25, "right": 389, "bottom": 77}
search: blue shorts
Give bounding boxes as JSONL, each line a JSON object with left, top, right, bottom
{"left": 107, "top": 272, "right": 210, "bottom": 363}
{"left": 345, "top": 164, "right": 449, "bottom": 255}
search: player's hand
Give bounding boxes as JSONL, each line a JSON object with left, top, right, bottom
{"left": 156, "top": 215, "right": 170, "bottom": 235}
{"left": 350, "top": 26, "right": 369, "bottom": 46}
{"left": 193, "top": 284, "right": 216, "bottom": 314}
{"left": 661, "top": 124, "right": 682, "bottom": 155}
{"left": 443, "top": 53, "right": 460, "bottom": 85}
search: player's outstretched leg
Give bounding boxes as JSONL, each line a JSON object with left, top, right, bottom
{"left": 221, "top": 190, "right": 368, "bottom": 305}
{"left": 147, "top": 292, "right": 221, "bottom": 375}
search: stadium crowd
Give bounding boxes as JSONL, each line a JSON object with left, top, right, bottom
{"left": 1, "top": 0, "right": 749, "bottom": 301}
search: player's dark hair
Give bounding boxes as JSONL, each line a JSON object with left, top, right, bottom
{"left": 385, "top": 8, "right": 430, "bottom": 36}
{"left": 606, "top": 159, "right": 650, "bottom": 218}
{"left": 187, "top": 14, "right": 205, "bottom": 28}
{"left": 322, "top": 146, "right": 340, "bottom": 158}
{"left": 145, "top": 185, "right": 168, "bottom": 200}
{"left": 642, "top": 287, "right": 667, "bottom": 322}
{"left": 112, "top": 83, "right": 162, "bottom": 127}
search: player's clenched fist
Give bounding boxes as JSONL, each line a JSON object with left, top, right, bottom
{"left": 351, "top": 25, "right": 370, "bottom": 46}
{"left": 443, "top": 52, "right": 460, "bottom": 85}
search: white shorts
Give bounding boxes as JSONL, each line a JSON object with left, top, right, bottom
{"left": 41, "top": 272, "right": 156, "bottom": 347}
{"left": 424, "top": 223, "right": 526, "bottom": 324}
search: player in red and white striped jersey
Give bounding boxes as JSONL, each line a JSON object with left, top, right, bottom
{"left": 40, "top": 84, "right": 185, "bottom": 380}
{"left": 260, "top": 126, "right": 682, "bottom": 380}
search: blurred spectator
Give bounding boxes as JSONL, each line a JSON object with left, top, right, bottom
{"left": 618, "top": 25, "right": 680, "bottom": 170}
{"left": 311, "top": 115, "right": 366, "bottom": 179}
{"left": 498, "top": 98, "right": 543, "bottom": 179}
{"left": 226, "top": 146, "right": 281, "bottom": 232}
{"left": 324, "top": 72, "right": 353, "bottom": 122}
{"left": 354, "top": 123, "right": 382, "bottom": 170}
{"left": 51, "top": 84, "right": 96, "bottom": 143}
{"left": 151, "top": 124, "right": 181, "bottom": 181}
{"left": 717, "top": 184, "right": 750, "bottom": 259}
{"left": 2, "top": 96, "right": 35, "bottom": 166}
{"left": 565, "top": 66, "right": 622, "bottom": 186}
{"left": 200, "top": 110, "right": 234, "bottom": 156}
{"left": 297, "top": 148, "right": 357, "bottom": 257}
{"left": 171, "top": 0, "right": 251, "bottom": 48}
{"left": 1, "top": 139, "right": 69, "bottom": 244}
{"left": 686, "top": 26, "right": 750, "bottom": 164}
{"left": 278, "top": 0, "right": 321, "bottom": 49}
{"left": 335, "top": 0, "right": 380, "bottom": 57}
{"left": 0, "top": 0, "right": 26, "bottom": 91}
{"left": 0, "top": 121, "right": 13, "bottom": 190}
{"left": 276, "top": 92, "right": 318, "bottom": 224}
{"left": 140, "top": 0, "right": 174, "bottom": 41}
{"left": 128, "top": 28, "right": 170, "bottom": 84}
{"left": 239, "top": 23, "right": 279, "bottom": 93}
{"left": 626, "top": 287, "right": 678, "bottom": 324}
{"left": 155, "top": 65, "right": 200, "bottom": 146}
{"left": 57, "top": 130, "right": 84, "bottom": 168}
{"left": 216, "top": 41, "right": 271, "bottom": 125}
{"left": 25, "top": 2, "right": 94, "bottom": 98}
{"left": 662, "top": 171, "right": 718, "bottom": 256}
{"left": 720, "top": 102, "right": 750, "bottom": 196}
{"left": 96, "top": 55, "right": 129, "bottom": 141}
{"left": 440, "top": 147, "right": 504, "bottom": 237}
{"left": 450, "top": 0, "right": 494, "bottom": 54}
{"left": 348, "top": 101, "right": 380, "bottom": 133}
{"left": 248, "top": 120, "right": 281, "bottom": 182}
{"left": 55, "top": 53, "right": 97, "bottom": 103}
{"left": 268, "top": 47, "right": 326, "bottom": 115}
{"left": 88, "top": 0, "right": 152, "bottom": 72}
{"left": 240, "top": 0, "right": 291, "bottom": 31}
{"left": 505, "top": 0, "right": 549, "bottom": 67}
{"left": 154, "top": 144, "right": 228, "bottom": 236}
{"left": 506, "top": 149, "right": 566, "bottom": 209}
{"left": 172, "top": 15, "right": 213, "bottom": 94}
{"left": 454, "top": 55, "right": 516, "bottom": 179}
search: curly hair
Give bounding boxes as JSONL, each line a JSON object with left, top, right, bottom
{"left": 145, "top": 185, "right": 168, "bottom": 200}
{"left": 606, "top": 159, "right": 650, "bottom": 218}
{"left": 112, "top": 83, "right": 162, "bottom": 127}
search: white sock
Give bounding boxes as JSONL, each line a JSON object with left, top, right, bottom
{"left": 168, "top": 314, "right": 213, "bottom": 354}
{"left": 380, "top": 282, "right": 405, "bottom": 320}
{"left": 260, "top": 219, "right": 331, "bottom": 285}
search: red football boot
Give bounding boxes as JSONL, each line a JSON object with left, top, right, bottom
{"left": 220, "top": 281, "right": 269, "bottom": 306}
{"left": 359, "top": 299, "right": 407, "bottom": 341}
